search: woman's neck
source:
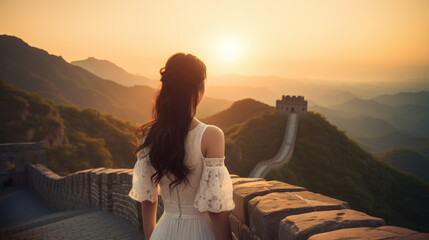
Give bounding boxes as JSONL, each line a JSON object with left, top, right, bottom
{"left": 189, "top": 117, "right": 201, "bottom": 130}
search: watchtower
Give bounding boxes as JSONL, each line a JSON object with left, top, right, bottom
{"left": 276, "top": 95, "right": 308, "bottom": 116}
{"left": 0, "top": 141, "right": 46, "bottom": 188}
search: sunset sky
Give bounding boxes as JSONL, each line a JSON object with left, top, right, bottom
{"left": 1, "top": 0, "right": 428, "bottom": 82}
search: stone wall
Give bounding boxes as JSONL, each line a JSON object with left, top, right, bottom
{"left": 276, "top": 95, "right": 308, "bottom": 117}
{"left": 248, "top": 113, "right": 298, "bottom": 179}
{"left": 0, "top": 141, "right": 46, "bottom": 188}
{"left": 26, "top": 163, "right": 428, "bottom": 240}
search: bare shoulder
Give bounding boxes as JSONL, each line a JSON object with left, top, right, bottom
{"left": 202, "top": 125, "right": 225, "bottom": 158}
{"left": 204, "top": 125, "right": 224, "bottom": 140}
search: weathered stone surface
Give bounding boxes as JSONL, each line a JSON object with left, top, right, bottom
{"left": 91, "top": 167, "right": 106, "bottom": 173}
{"left": 241, "top": 219, "right": 252, "bottom": 240}
{"left": 94, "top": 168, "right": 110, "bottom": 175}
{"left": 232, "top": 177, "right": 265, "bottom": 186}
{"left": 267, "top": 180, "right": 306, "bottom": 192}
{"left": 233, "top": 181, "right": 271, "bottom": 224}
{"left": 395, "top": 234, "right": 429, "bottom": 240}
{"left": 232, "top": 180, "right": 308, "bottom": 225}
{"left": 279, "top": 209, "right": 386, "bottom": 240}
{"left": 308, "top": 226, "right": 429, "bottom": 240}
{"left": 241, "top": 222, "right": 263, "bottom": 240}
{"left": 249, "top": 192, "right": 345, "bottom": 240}
{"left": 292, "top": 191, "right": 350, "bottom": 209}
{"left": 229, "top": 212, "right": 241, "bottom": 238}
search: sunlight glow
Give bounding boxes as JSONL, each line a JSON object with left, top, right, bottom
{"left": 215, "top": 36, "right": 243, "bottom": 62}
{"left": 1, "top": 0, "right": 428, "bottom": 80}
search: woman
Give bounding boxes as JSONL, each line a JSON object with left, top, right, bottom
{"left": 128, "top": 53, "right": 235, "bottom": 240}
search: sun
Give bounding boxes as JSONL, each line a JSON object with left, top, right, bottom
{"left": 216, "top": 36, "right": 242, "bottom": 61}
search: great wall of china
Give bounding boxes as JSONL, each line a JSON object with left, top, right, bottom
{"left": 1, "top": 141, "right": 428, "bottom": 239}
{"left": 248, "top": 112, "right": 299, "bottom": 178}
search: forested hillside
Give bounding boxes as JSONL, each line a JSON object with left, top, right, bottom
{"left": 263, "top": 112, "right": 429, "bottom": 232}
{"left": 224, "top": 111, "right": 287, "bottom": 176}
{"left": 0, "top": 79, "right": 137, "bottom": 175}
{"left": 203, "top": 98, "right": 272, "bottom": 129}
{"left": 374, "top": 148, "right": 429, "bottom": 183}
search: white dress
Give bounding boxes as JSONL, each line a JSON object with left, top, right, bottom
{"left": 128, "top": 122, "right": 236, "bottom": 240}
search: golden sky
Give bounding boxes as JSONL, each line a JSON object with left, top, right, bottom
{"left": 1, "top": 0, "right": 428, "bottom": 82}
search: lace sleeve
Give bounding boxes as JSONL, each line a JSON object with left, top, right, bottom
{"left": 128, "top": 150, "right": 159, "bottom": 203}
{"left": 193, "top": 157, "right": 235, "bottom": 213}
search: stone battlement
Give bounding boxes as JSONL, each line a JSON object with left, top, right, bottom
{"left": 276, "top": 95, "right": 308, "bottom": 117}
{"left": 26, "top": 164, "right": 428, "bottom": 240}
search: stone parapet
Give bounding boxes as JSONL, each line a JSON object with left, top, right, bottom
{"left": 26, "top": 164, "right": 428, "bottom": 239}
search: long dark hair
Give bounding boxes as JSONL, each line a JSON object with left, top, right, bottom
{"left": 133, "top": 53, "right": 206, "bottom": 192}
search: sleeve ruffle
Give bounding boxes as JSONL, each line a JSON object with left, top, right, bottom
{"left": 194, "top": 157, "right": 235, "bottom": 213}
{"left": 128, "top": 150, "right": 159, "bottom": 203}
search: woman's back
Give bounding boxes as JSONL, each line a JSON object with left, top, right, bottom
{"left": 154, "top": 121, "right": 207, "bottom": 205}
{"left": 128, "top": 53, "right": 234, "bottom": 240}
{"left": 129, "top": 121, "right": 235, "bottom": 239}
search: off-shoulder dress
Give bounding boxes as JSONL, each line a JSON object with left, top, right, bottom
{"left": 128, "top": 122, "right": 235, "bottom": 240}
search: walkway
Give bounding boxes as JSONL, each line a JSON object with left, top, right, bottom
{"left": 0, "top": 186, "right": 145, "bottom": 240}
{"left": 248, "top": 112, "right": 299, "bottom": 178}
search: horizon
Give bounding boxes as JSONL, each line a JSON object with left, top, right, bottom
{"left": 1, "top": 0, "right": 429, "bottom": 83}
{"left": 1, "top": 1, "right": 429, "bottom": 235}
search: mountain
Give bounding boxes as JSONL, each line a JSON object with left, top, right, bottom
{"left": 355, "top": 132, "right": 428, "bottom": 152}
{"left": 0, "top": 79, "right": 65, "bottom": 147}
{"left": 374, "top": 90, "right": 429, "bottom": 107}
{"left": 308, "top": 90, "right": 356, "bottom": 107}
{"left": 0, "top": 35, "right": 230, "bottom": 122}
{"left": 331, "top": 98, "right": 392, "bottom": 118}
{"left": 71, "top": 58, "right": 276, "bottom": 105}
{"left": 204, "top": 86, "right": 277, "bottom": 105}
{"left": 329, "top": 97, "right": 429, "bottom": 136}
{"left": 374, "top": 148, "right": 429, "bottom": 183}
{"left": 311, "top": 103, "right": 420, "bottom": 139}
{"left": 209, "top": 74, "right": 429, "bottom": 108}
{"left": 260, "top": 111, "right": 429, "bottom": 232}
{"left": 224, "top": 110, "right": 288, "bottom": 176}
{"left": 410, "top": 138, "right": 429, "bottom": 156}
{"left": 309, "top": 101, "right": 429, "bottom": 157}
{"left": 332, "top": 97, "right": 429, "bottom": 119}
{"left": 208, "top": 75, "right": 363, "bottom": 107}
{"left": 324, "top": 115, "right": 401, "bottom": 139}
{"left": 0, "top": 79, "right": 138, "bottom": 175}
{"left": 203, "top": 98, "right": 273, "bottom": 129}
{"left": 195, "top": 97, "right": 231, "bottom": 119}
{"left": 71, "top": 57, "right": 157, "bottom": 88}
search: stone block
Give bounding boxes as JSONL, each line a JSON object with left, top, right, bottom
{"left": 279, "top": 209, "right": 386, "bottom": 240}
{"left": 241, "top": 222, "right": 252, "bottom": 240}
{"left": 293, "top": 191, "right": 349, "bottom": 209}
{"left": 266, "top": 180, "right": 306, "bottom": 192}
{"left": 232, "top": 177, "right": 265, "bottom": 186}
{"left": 112, "top": 169, "right": 130, "bottom": 183}
{"left": 308, "top": 226, "right": 429, "bottom": 240}
{"left": 121, "top": 171, "right": 133, "bottom": 184}
{"left": 249, "top": 192, "right": 345, "bottom": 240}
{"left": 233, "top": 181, "right": 272, "bottom": 224}
{"left": 229, "top": 213, "right": 242, "bottom": 239}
